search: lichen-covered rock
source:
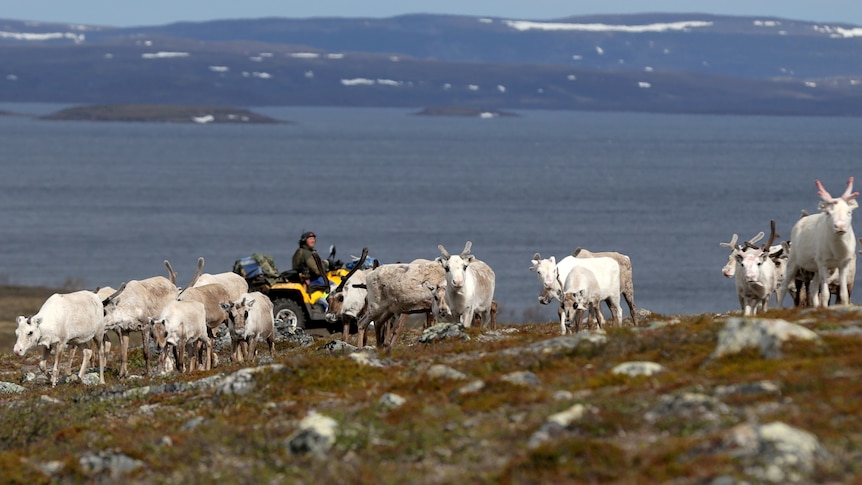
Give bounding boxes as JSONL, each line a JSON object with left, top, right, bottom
{"left": 500, "top": 370, "right": 542, "bottom": 387}
{"left": 216, "top": 364, "right": 285, "bottom": 395}
{"left": 40, "top": 395, "right": 62, "bottom": 404}
{"left": 612, "top": 361, "right": 665, "bottom": 377}
{"left": 286, "top": 411, "right": 338, "bottom": 457}
{"left": 321, "top": 339, "right": 361, "bottom": 352}
{"left": 0, "top": 381, "right": 26, "bottom": 394}
{"left": 499, "top": 332, "right": 608, "bottom": 358}
{"left": 645, "top": 392, "right": 731, "bottom": 423}
{"left": 451, "top": 380, "right": 486, "bottom": 397}
{"left": 722, "top": 421, "right": 826, "bottom": 483}
{"left": 710, "top": 317, "right": 820, "bottom": 360}
{"left": 20, "top": 371, "right": 47, "bottom": 384}
{"left": 714, "top": 380, "right": 781, "bottom": 398}
{"left": 425, "top": 364, "right": 468, "bottom": 381}
{"left": 527, "top": 404, "right": 590, "bottom": 449}
{"left": 78, "top": 450, "right": 145, "bottom": 480}
{"left": 81, "top": 373, "right": 103, "bottom": 386}
{"left": 277, "top": 326, "right": 315, "bottom": 346}
{"left": 378, "top": 392, "right": 406, "bottom": 411}
{"left": 348, "top": 350, "right": 384, "bottom": 367}
{"left": 419, "top": 323, "right": 470, "bottom": 343}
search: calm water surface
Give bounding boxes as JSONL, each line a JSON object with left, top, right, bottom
{"left": 1, "top": 103, "right": 861, "bottom": 320}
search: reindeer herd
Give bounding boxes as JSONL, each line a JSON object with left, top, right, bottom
{"left": 10, "top": 177, "right": 860, "bottom": 385}
{"left": 721, "top": 177, "right": 859, "bottom": 316}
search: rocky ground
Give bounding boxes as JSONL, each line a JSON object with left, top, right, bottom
{"left": 1, "top": 296, "right": 862, "bottom": 483}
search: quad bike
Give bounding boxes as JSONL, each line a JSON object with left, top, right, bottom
{"left": 233, "top": 246, "right": 353, "bottom": 334}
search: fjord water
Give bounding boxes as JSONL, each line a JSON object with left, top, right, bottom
{"left": 1, "top": 104, "right": 861, "bottom": 321}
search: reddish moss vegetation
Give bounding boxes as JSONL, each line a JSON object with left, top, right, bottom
{"left": 1, "top": 290, "right": 862, "bottom": 482}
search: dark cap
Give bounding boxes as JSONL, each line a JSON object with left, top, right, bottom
{"left": 300, "top": 231, "right": 316, "bottom": 243}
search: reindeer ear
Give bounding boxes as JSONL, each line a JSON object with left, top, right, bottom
{"left": 549, "top": 256, "right": 556, "bottom": 264}
{"left": 849, "top": 199, "right": 859, "bottom": 210}
{"left": 32, "top": 316, "right": 43, "bottom": 327}
{"left": 247, "top": 299, "right": 256, "bottom": 308}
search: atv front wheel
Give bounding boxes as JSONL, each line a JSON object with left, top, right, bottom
{"left": 273, "top": 298, "right": 306, "bottom": 332}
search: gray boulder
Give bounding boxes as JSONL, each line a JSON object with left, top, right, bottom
{"left": 419, "top": 323, "right": 470, "bottom": 343}
{"left": 286, "top": 411, "right": 338, "bottom": 457}
{"left": 709, "top": 318, "right": 819, "bottom": 360}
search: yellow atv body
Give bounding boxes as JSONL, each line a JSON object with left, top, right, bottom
{"left": 264, "top": 267, "right": 349, "bottom": 332}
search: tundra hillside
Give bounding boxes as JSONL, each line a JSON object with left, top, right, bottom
{"left": 1, "top": 283, "right": 862, "bottom": 483}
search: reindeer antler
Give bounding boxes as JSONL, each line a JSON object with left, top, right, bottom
{"left": 816, "top": 179, "right": 834, "bottom": 202}
{"left": 762, "top": 219, "right": 780, "bottom": 251}
{"left": 334, "top": 247, "right": 367, "bottom": 294}
{"left": 744, "top": 231, "right": 766, "bottom": 250}
{"left": 438, "top": 244, "right": 451, "bottom": 259}
{"left": 842, "top": 176, "right": 860, "bottom": 200}
{"left": 817, "top": 177, "right": 859, "bottom": 203}
{"left": 748, "top": 231, "right": 765, "bottom": 245}
{"left": 164, "top": 260, "right": 178, "bottom": 285}
{"left": 719, "top": 234, "right": 739, "bottom": 249}
{"left": 461, "top": 241, "right": 472, "bottom": 257}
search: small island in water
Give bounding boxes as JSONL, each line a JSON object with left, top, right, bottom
{"left": 413, "top": 106, "right": 519, "bottom": 118}
{"left": 39, "top": 104, "right": 284, "bottom": 124}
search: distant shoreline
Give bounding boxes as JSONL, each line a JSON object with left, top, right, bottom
{"left": 413, "top": 106, "right": 519, "bottom": 118}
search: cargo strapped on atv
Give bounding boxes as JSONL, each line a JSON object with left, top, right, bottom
{"left": 233, "top": 252, "right": 280, "bottom": 286}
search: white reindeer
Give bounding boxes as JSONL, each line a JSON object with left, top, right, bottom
{"left": 149, "top": 299, "right": 210, "bottom": 373}
{"left": 784, "top": 213, "right": 856, "bottom": 307}
{"left": 530, "top": 253, "right": 623, "bottom": 327}
{"left": 731, "top": 221, "right": 779, "bottom": 315}
{"left": 354, "top": 259, "right": 446, "bottom": 348}
{"left": 177, "top": 283, "right": 232, "bottom": 370}
{"left": 325, "top": 248, "right": 372, "bottom": 342}
{"left": 778, "top": 177, "right": 859, "bottom": 308}
{"left": 14, "top": 290, "right": 106, "bottom": 386}
{"left": 559, "top": 266, "right": 603, "bottom": 334}
{"left": 436, "top": 242, "right": 496, "bottom": 329}
{"left": 220, "top": 292, "right": 276, "bottom": 362}
{"left": 573, "top": 248, "right": 638, "bottom": 326}
{"left": 103, "top": 276, "right": 180, "bottom": 378}
{"left": 193, "top": 256, "right": 249, "bottom": 302}
{"left": 720, "top": 232, "right": 764, "bottom": 278}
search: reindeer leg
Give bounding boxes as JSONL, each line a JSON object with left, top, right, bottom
{"left": 65, "top": 346, "right": 78, "bottom": 376}
{"left": 78, "top": 344, "right": 92, "bottom": 380}
{"left": 342, "top": 315, "right": 351, "bottom": 342}
{"left": 97, "top": 333, "right": 105, "bottom": 384}
{"left": 247, "top": 337, "right": 257, "bottom": 362}
{"left": 120, "top": 330, "right": 130, "bottom": 378}
{"left": 52, "top": 343, "right": 64, "bottom": 387}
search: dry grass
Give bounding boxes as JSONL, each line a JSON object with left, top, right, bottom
{"left": 2, "top": 285, "right": 862, "bottom": 483}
